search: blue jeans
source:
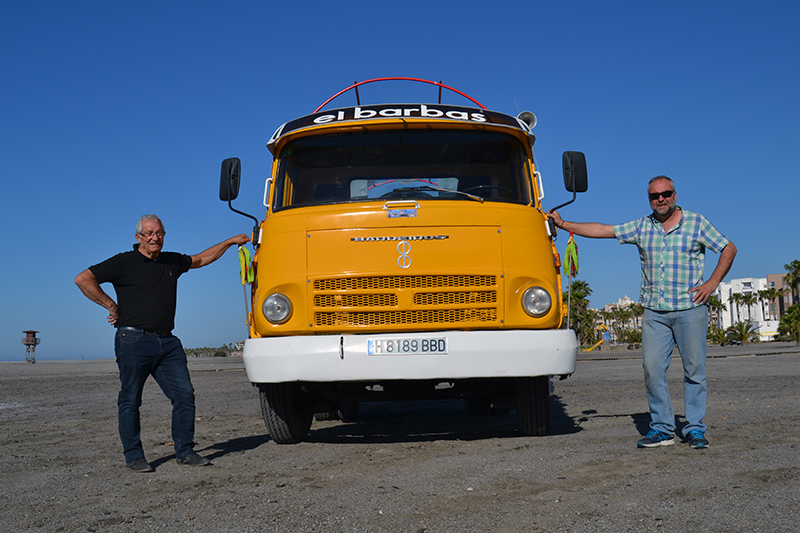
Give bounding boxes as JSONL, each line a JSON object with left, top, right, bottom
{"left": 641, "top": 305, "right": 708, "bottom": 437}
{"left": 115, "top": 329, "right": 196, "bottom": 462}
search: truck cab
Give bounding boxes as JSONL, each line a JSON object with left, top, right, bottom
{"left": 221, "top": 78, "right": 587, "bottom": 443}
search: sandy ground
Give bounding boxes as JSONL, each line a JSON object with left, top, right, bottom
{"left": 1, "top": 342, "right": 799, "bottom": 532}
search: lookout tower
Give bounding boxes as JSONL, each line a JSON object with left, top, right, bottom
{"left": 22, "top": 330, "right": 40, "bottom": 364}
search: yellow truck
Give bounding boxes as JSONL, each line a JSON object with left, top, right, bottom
{"left": 220, "top": 78, "right": 587, "bottom": 443}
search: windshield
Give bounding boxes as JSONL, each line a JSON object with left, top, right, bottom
{"left": 272, "top": 129, "right": 532, "bottom": 210}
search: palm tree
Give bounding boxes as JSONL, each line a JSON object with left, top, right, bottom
{"left": 740, "top": 292, "right": 758, "bottom": 322}
{"left": 610, "top": 307, "right": 633, "bottom": 342}
{"left": 569, "top": 279, "right": 592, "bottom": 306}
{"left": 707, "top": 295, "right": 727, "bottom": 328}
{"left": 757, "top": 289, "right": 770, "bottom": 322}
{"left": 598, "top": 309, "right": 611, "bottom": 329}
{"left": 564, "top": 279, "right": 592, "bottom": 344}
{"left": 726, "top": 321, "right": 760, "bottom": 344}
{"left": 785, "top": 260, "right": 800, "bottom": 306}
{"left": 707, "top": 325, "right": 727, "bottom": 346}
{"left": 729, "top": 292, "right": 744, "bottom": 323}
{"left": 778, "top": 305, "right": 800, "bottom": 346}
{"left": 621, "top": 307, "right": 635, "bottom": 328}
{"left": 758, "top": 287, "right": 784, "bottom": 322}
{"left": 630, "top": 303, "right": 644, "bottom": 332}
{"left": 580, "top": 309, "right": 600, "bottom": 348}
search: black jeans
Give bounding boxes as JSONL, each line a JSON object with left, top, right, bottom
{"left": 114, "top": 329, "right": 196, "bottom": 462}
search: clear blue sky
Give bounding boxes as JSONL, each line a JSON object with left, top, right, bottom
{"left": 2, "top": 1, "right": 798, "bottom": 361}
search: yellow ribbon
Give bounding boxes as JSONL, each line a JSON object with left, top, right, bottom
{"left": 565, "top": 233, "right": 579, "bottom": 278}
{"left": 238, "top": 246, "right": 254, "bottom": 285}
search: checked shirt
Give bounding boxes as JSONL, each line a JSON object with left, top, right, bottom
{"left": 613, "top": 208, "right": 730, "bottom": 311}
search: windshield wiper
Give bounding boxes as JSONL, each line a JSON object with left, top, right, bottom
{"left": 392, "top": 185, "right": 484, "bottom": 203}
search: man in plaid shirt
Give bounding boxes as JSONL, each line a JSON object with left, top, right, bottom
{"left": 549, "top": 176, "right": 736, "bottom": 449}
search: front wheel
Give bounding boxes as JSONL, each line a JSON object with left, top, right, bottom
{"left": 258, "top": 383, "right": 314, "bottom": 444}
{"left": 515, "top": 376, "right": 551, "bottom": 436}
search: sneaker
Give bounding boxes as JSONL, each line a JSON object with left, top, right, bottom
{"left": 687, "top": 430, "right": 709, "bottom": 449}
{"left": 637, "top": 430, "right": 675, "bottom": 448}
{"left": 176, "top": 452, "right": 211, "bottom": 466}
{"left": 126, "top": 457, "right": 154, "bottom": 473}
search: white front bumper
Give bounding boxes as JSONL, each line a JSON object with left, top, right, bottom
{"left": 243, "top": 329, "right": 577, "bottom": 383}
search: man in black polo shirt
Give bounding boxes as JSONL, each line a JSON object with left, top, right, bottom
{"left": 75, "top": 214, "right": 249, "bottom": 472}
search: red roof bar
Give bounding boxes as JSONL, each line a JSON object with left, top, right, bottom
{"left": 313, "top": 77, "right": 486, "bottom": 113}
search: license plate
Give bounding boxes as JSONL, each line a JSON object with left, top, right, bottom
{"left": 367, "top": 337, "right": 448, "bottom": 355}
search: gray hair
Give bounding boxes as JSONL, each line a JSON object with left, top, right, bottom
{"left": 135, "top": 214, "right": 164, "bottom": 234}
{"left": 648, "top": 175, "right": 675, "bottom": 191}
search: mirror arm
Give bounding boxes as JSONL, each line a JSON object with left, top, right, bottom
{"left": 220, "top": 158, "right": 260, "bottom": 247}
{"left": 545, "top": 191, "right": 577, "bottom": 240}
{"left": 548, "top": 190, "right": 577, "bottom": 214}
{"left": 227, "top": 188, "right": 261, "bottom": 248}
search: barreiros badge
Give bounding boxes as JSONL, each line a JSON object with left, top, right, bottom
{"left": 387, "top": 208, "right": 417, "bottom": 218}
{"left": 350, "top": 235, "right": 449, "bottom": 242}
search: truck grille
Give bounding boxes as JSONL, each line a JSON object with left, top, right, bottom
{"left": 315, "top": 274, "right": 496, "bottom": 291}
{"left": 315, "top": 294, "right": 397, "bottom": 308}
{"left": 312, "top": 275, "right": 499, "bottom": 329}
{"left": 414, "top": 291, "right": 496, "bottom": 306}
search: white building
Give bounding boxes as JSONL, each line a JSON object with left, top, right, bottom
{"left": 715, "top": 277, "right": 780, "bottom": 341}
{"left": 603, "top": 295, "right": 635, "bottom": 313}
{"left": 589, "top": 296, "right": 639, "bottom": 344}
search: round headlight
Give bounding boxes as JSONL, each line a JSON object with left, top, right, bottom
{"left": 262, "top": 293, "right": 292, "bottom": 324}
{"left": 522, "top": 286, "right": 552, "bottom": 317}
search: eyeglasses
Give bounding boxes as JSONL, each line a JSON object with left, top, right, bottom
{"left": 138, "top": 231, "right": 166, "bottom": 238}
{"left": 648, "top": 190, "right": 674, "bottom": 201}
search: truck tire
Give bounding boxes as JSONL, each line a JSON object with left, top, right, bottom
{"left": 515, "top": 376, "right": 551, "bottom": 436}
{"left": 258, "top": 383, "right": 314, "bottom": 444}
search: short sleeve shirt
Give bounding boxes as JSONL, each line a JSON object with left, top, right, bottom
{"left": 613, "top": 208, "right": 729, "bottom": 311}
{"left": 89, "top": 246, "right": 192, "bottom": 331}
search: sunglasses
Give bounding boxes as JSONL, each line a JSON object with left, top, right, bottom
{"left": 648, "top": 190, "right": 675, "bottom": 201}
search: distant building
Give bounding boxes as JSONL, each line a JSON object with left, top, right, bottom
{"left": 715, "top": 277, "right": 780, "bottom": 341}
{"left": 594, "top": 271, "right": 791, "bottom": 343}
{"left": 766, "top": 273, "right": 792, "bottom": 320}
{"left": 602, "top": 295, "right": 634, "bottom": 313}
{"left": 589, "top": 296, "right": 638, "bottom": 343}
{"left": 229, "top": 341, "right": 245, "bottom": 357}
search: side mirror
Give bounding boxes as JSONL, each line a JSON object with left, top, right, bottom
{"left": 548, "top": 151, "right": 589, "bottom": 218}
{"left": 562, "top": 151, "right": 588, "bottom": 193}
{"left": 219, "top": 157, "right": 261, "bottom": 248}
{"left": 219, "top": 158, "right": 241, "bottom": 201}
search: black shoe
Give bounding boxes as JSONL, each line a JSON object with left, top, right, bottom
{"left": 126, "top": 457, "right": 154, "bottom": 473}
{"left": 176, "top": 452, "right": 211, "bottom": 466}
{"left": 687, "top": 430, "right": 709, "bottom": 449}
{"left": 637, "top": 430, "right": 675, "bottom": 448}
